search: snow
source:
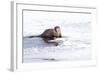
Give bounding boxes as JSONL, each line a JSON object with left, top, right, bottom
{"left": 23, "top": 11, "right": 92, "bottom": 63}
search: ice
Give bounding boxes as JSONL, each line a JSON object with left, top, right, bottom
{"left": 23, "top": 34, "right": 91, "bottom": 63}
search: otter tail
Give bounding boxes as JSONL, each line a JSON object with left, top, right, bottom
{"left": 25, "top": 35, "right": 41, "bottom": 38}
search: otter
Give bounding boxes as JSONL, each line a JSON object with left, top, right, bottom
{"left": 28, "top": 26, "right": 62, "bottom": 46}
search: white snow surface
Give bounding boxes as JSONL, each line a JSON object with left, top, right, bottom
{"left": 23, "top": 11, "right": 92, "bottom": 63}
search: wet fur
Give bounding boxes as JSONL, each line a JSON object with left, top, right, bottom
{"left": 41, "top": 26, "right": 62, "bottom": 45}
{"left": 28, "top": 26, "right": 62, "bottom": 46}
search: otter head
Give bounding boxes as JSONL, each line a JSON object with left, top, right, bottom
{"left": 54, "top": 26, "right": 61, "bottom": 37}
{"left": 54, "top": 26, "right": 61, "bottom": 32}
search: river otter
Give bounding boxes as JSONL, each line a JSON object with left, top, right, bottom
{"left": 28, "top": 26, "right": 62, "bottom": 46}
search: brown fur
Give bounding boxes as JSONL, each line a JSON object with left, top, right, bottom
{"left": 28, "top": 26, "right": 62, "bottom": 46}
{"left": 41, "top": 26, "right": 62, "bottom": 46}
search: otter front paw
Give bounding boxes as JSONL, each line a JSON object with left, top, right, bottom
{"left": 55, "top": 43, "right": 58, "bottom": 46}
